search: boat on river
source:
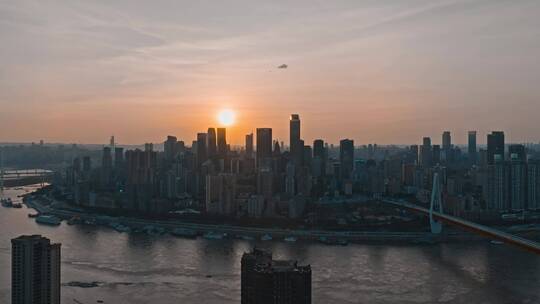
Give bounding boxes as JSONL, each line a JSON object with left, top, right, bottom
{"left": 35, "top": 215, "right": 61, "bottom": 226}
{"left": 1, "top": 198, "right": 13, "bottom": 207}
{"left": 261, "top": 234, "right": 273, "bottom": 241}
{"left": 171, "top": 228, "right": 198, "bottom": 238}
{"left": 284, "top": 236, "right": 297, "bottom": 242}
{"left": 203, "top": 231, "right": 227, "bottom": 240}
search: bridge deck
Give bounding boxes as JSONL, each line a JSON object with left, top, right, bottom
{"left": 384, "top": 199, "right": 540, "bottom": 255}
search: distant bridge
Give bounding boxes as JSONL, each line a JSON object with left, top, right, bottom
{"left": 0, "top": 169, "right": 53, "bottom": 189}
{"left": 382, "top": 173, "right": 540, "bottom": 255}
{"left": 1, "top": 169, "right": 53, "bottom": 179}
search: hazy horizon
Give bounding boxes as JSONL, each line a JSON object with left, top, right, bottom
{"left": 2, "top": 0, "right": 540, "bottom": 145}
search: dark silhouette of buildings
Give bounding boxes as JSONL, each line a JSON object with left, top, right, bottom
{"left": 196, "top": 133, "right": 208, "bottom": 168}
{"left": 442, "top": 131, "right": 451, "bottom": 151}
{"left": 419, "top": 137, "right": 432, "bottom": 168}
{"left": 256, "top": 128, "right": 273, "bottom": 168}
{"left": 509, "top": 144, "right": 526, "bottom": 162}
{"left": 468, "top": 131, "right": 477, "bottom": 164}
{"left": 207, "top": 128, "right": 217, "bottom": 158}
{"left": 217, "top": 127, "right": 227, "bottom": 158}
{"left": 164, "top": 135, "right": 178, "bottom": 161}
{"left": 12, "top": 235, "right": 61, "bottom": 304}
{"left": 246, "top": 133, "right": 254, "bottom": 158}
{"left": 290, "top": 114, "right": 302, "bottom": 166}
{"left": 241, "top": 248, "right": 311, "bottom": 304}
{"left": 487, "top": 131, "right": 505, "bottom": 165}
{"left": 339, "top": 139, "right": 354, "bottom": 180}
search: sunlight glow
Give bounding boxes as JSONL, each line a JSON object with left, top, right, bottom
{"left": 217, "top": 109, "right": 236, "bottom": 126}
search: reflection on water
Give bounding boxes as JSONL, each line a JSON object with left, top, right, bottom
{"left": 1, "top": 186, "right": 539, "bottom": 304}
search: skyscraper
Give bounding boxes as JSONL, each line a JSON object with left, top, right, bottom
{"left": 339, "top": 139, "right": 354, "bottom": 180}
{"left": 246, "top": 133, "right": 254, "bottom": 158}
{"left": 432, "top": 145, "right": 441, "bottom": 165}
{"left": 217, "top": 128, "right": 227, "bottom": 157}
{"left": 442, "top": 131, "right": 451, "bottom": 150}
{"left": 241, "top": 248, "right": 311, "bottom": 304}
{"left": 207, "top": 128, "right": 217, "bottom": 158}
{"left": 256, "top": 128, "right": 272, "bottom": 168}
{"left": 528, "top": 160, "right": 540, "bottom": 210}
{"left": 468, "top": 131, "right": 477, "bottom": 164}
{"left": 313, "top": 139, "right": 326, "bottom": 177}
{"left": 82, "top": 156, "right": 92, "bottom": 172}
{"left": 509, "top": 144, "right": 526, "bottom": 162}
{"left": 487, "top": 156, "right": 510, "bottom": 210}
{"left": 442, "top": 131, "right": 452, "bottom": 162}
{"left": 196, "top": 133, "right": 208, "bottom": 167}
{"left": 164, "top": 135, "right": 178, "bottom": 161}
{"left": 290, "top": 114, "right": 302, "bottom": 166}
{"left": 102, "top": 146, "right": 113, "bottom": 169}
{"left": 313, "top": 140, "right": 324, "bottom": 159}
{"left": 487, "top": 131, "right": 505, "bottom": 165}
{"left": 101, "top": 146, "right": 113, "bottom": 186}
{"left": 12, "top": 235, "right": 61, "bottom": 304}
{"left": 510, "top": 156, "right": 527, "bottom": 210}
{"left": 114, "top": 147, "right": 124, "bottom": 167}
{"left": 419, "top": 137, "right": 432, "bottom": 168}
{"left": 242, "top": 248, "right": 272, "bottom": 304}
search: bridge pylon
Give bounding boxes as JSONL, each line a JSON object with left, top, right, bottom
{"left": 430, "top": 172, "right": 443, "bottom": 234}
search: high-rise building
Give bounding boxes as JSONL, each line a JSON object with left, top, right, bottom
{"left": 303, "top": 145, "right": 313, "bottom": 169}
{"left": 82, "top": 156, "right": 92, "bottom": 172}
{"left": 442, "top": 131, "right": 453, "bottom": 162}
{"left": 442, "top": 131, "right": 451, "bottom": 150}
{"left": 207, "top": 128, "right": 217, "bottom": 158}
{"left": 285, "top": 161, "right": 296, "bottom": 196}
{"left": 468, "top": 131, "right": 477, "bottom": 164}
{"left": 313, "top": 139, "right": 326, "bottom": 177}
{"left": 509, "top": 144, "right": 526, "bottom": 162}
{"left": 125, "top": 149, "right": 157, "bottom": 185}
{"left": 256, "top": 128, "right": 273, "bottom": 168}
{"left": 419, "top": 137, "right": 432, "bottom": 168}
{"left": 164, "top": 135, "right": 178, "bottom": 161}
{"left": 257, "top": 167, "right": 274, "bottom": 199}
{"left": 528, "top": 160, "right": 540, "bottom": 210}
{"left": 313, "top": 140, "right": 324, "bottom": 159}
{"left": 339, "top": 139, "right": 354, "bottom": 180}
{"left": 242, "top": 248, "right": 272, "bottom": 303}
{"left": 432, "top": 145, "right": 441, "bottom": 165}
{"left": 273, "top": 140, "right": 282, "bottom": 156}
{"left": 246, "top": 133, "right": 254, "bottom": 158}
{"left": 205, "top": 173, "right": 237, "bottom": 215}
{"left": 290, "top": 114, "right": 302, "bottom": 166}
{"left": 114, "top": 147, "right": 124, "bottom": 167}
{"left": 196, "top": 133, "right": 208, "bottom": 167}
{"left": 241, "top": 248, "right": 311, "bottom": 304}
{"left": 102, "top": 146, "right": 113, "bottom": 169}
{"left": 409, "top": 145, "right": 419, "bottom": 164}
{"left": 144, "top": 143, "right": 153, "bottom": 152}
{"left": 487, "top": 131, "right": 505, "bottom": 165}
{"left": 12, "top": 235, "right": 61, "bottom": 304}
{"left": 510, "top": 157, "right": 527, "bottom": 210}
{"left": 487, "top": 156, "right": 510, "bottom": 210}
{"left": 217, "top": 128, "right": 227, "bottom": 157}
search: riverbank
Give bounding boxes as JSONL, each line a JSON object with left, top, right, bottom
{"left": 20, "top": 192, "right": 494, "bottom": 245}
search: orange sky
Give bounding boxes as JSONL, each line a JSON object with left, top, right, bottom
{"left": 1, "top": 1, "right": 540, "bottom": 145}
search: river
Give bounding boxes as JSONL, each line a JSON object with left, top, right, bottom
{"left": 1, "top": 185, "right": 539, "bottom": 304}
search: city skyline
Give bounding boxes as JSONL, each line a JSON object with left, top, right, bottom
{"left": 2, "top": 2, "right": 540, "bottom": 303}
{"left": 2, "top": 1, "right": 540, "bottom": 144}
{"left": 0, "top": 118, "right": 536, "bottom": 148}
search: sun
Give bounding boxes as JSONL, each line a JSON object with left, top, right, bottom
{"left": 217, "top": 109, "right": 236, "bottom": 126}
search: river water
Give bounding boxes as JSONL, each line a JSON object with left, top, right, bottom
{"left": 1, "top": 185, "right": 539, "bottom": 304}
